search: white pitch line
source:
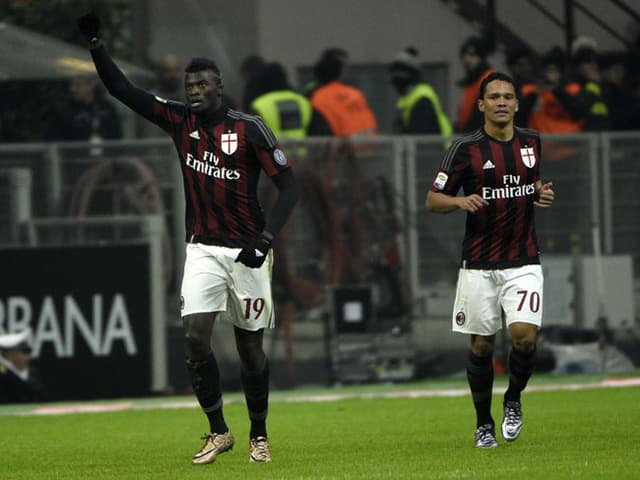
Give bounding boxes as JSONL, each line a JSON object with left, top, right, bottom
{"left": 15, "top": 377, "right": 640, "bottom": 417}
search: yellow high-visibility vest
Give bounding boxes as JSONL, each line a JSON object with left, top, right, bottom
{"left": 251, "top": 90, "right": 313, "bottom": 139}
{"left": 397, "top": 83, "right": 452, "bottom": 136}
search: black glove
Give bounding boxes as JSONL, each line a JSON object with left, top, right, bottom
{"left": 77, "top": 11, "right": 101, "bottom": 42}
{"left": 235, "top": 234, "right": 272, "bottom": 268}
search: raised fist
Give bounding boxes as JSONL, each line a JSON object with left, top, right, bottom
{"left": 77, "top": 11, "right": 101, "bottom": 41}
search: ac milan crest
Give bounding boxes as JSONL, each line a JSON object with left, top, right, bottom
{"left": 520, "top": 147, "right": 536, "bottom": 168}
{"left": 455, "top": 311, "right": 466, "bottom": 326}
{"left": 221, "top": 132, "right": 238, "bottom": 155}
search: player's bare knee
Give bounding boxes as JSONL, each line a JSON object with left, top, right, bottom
{"left": 511, "top": 329, "right": 537, "bottom": 352}
{"left": 470, "top": 335, "right": 495, "bottom": 357}
{"left": 509, "top": 324, "right": 538, "bottom": 353}
{"left": 512, "top": 337, "right": 536, "bottom": 353}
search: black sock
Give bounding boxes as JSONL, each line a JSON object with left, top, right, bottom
{"left": 241, "top": 360, "right": 270, "bottom": 439}
{"left": 467, "top": 351, "right": 494, "bottom": 428}
{"left": 504, "top": 347, "right": 536, "bottom": 403}
{"left": 186, "top": 352, "right": 228, "bottom": 434}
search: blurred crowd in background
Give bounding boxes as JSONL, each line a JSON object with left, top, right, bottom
{"left": 3, "top": 23, "right": 640, "bottom": 145}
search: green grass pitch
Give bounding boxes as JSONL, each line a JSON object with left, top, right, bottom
{"left": 1, "top": 373, "right": 639, "bottom": 479}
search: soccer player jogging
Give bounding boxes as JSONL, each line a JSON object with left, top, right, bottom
{"left": 78, "top": 13, "right": 298, "bottom": 464}
{"left": 426, "top": 72, "right": 554, "bottom": 448}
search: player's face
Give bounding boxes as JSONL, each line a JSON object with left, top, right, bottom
{"left": 478, "top": 80, "right": 518, "bottom": 127}
{"left": 185, "top": 70, "right": 223, "bottom": 114}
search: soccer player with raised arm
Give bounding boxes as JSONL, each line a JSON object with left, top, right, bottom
{"left": 78, "top": 12, "right": 298, "bottom": 464}
{"left": 426, "top": 71, "right": 554, "bottom": 448}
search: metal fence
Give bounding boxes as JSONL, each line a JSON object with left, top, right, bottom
{"left": 1, "top": 132, "right": 638, "bottom": 321}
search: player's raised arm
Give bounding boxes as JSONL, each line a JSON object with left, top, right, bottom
{"left": 77, "top": 11, "right": 156, "bottom": 119}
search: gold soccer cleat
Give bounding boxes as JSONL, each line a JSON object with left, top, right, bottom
{"left": 249, "top": 436, "right": 272, "bottom": 463}
{"left": 191, "top": 431, "right": 234, "bottom": 465}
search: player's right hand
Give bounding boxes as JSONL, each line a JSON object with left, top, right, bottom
{"left": 77, "top": 11, "right": 101, "bottom": 41}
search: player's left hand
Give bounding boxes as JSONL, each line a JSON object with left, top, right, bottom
{"left": 534, "top": 181, "right": 554, "bottom": 208}
{"left": 235, "top": 233, "right": 272, "bottom": 268}
{"left": 77, "top": 11, "right": 101, "bottom": 41}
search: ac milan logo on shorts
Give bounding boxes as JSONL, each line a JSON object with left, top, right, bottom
{"left": 179, "top": 296, "right": 184, "bottom": 311}
{"left": 455, "top": 311, "right": 466, "bottom": 326}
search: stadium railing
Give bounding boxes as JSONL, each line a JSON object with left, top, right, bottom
{"left": 0, "top": 132, "right": 638, "bottom": 390}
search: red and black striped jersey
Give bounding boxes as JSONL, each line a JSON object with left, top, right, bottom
{"left": 430, "top": 126, "right": 542, "bottom": 269}
{"left": 150, "top": 100, "right": 291, "bottom": 247}
{"left": 89, "top": 45, "right": 292, "bottom": 248}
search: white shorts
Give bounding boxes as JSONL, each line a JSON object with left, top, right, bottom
{"left": 451, "top": 264, "right": 543, "bottom": 335}
{"left": 180, "top": 243, "right": 275, "bottom": 331}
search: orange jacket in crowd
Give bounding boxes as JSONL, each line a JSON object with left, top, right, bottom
{"left": 310, "top": 81, "right": 378, "bottom": 137}
{"left": 525, "top": 84, "right": 583, "bottom": 134}
{"left": 455, "top": 67, "right": 493, "bottom": 133}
